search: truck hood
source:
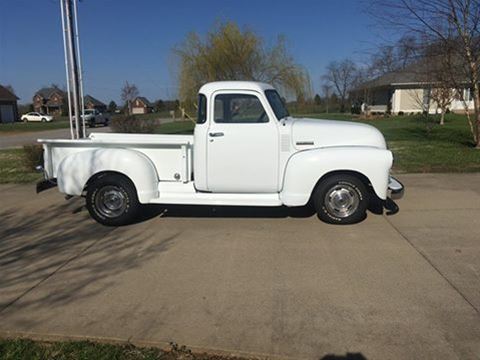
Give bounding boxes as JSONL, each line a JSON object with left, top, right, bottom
{"left": 289, "top": 117, "right": 387, "bottom": 150}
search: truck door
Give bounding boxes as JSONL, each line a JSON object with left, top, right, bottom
{"left": 206, "top": 91, "right": 279, "bottom": 193}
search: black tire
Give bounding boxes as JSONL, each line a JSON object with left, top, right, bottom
{"left": 313, "top": 174, "right": 369, "bottom": 225}
{"left": 41, "top": 118, "right": 46, "bottom": 122}
{"left": 86, "top": 174, "right": 140, "bottom": 226}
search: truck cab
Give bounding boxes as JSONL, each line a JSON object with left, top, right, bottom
{"left": 38, "top": 81, "right": 403, "bottom": 226}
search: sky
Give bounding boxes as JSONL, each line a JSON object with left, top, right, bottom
{"left": 0, "top": 0, "right": 384, "bottom": 104}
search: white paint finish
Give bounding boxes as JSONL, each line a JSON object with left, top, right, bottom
{"left": 206, "top": 89, "right": 279, "bottom": 193}
{"left": 39, "top": 81, "right": 397, "bottom": 212}
{"left": 56, "top": 148, "right": 159, "bottom": 203}
{"left": 21, "top": 112, "right": 53, "bottom": 122}
{"left": 152, "top": 182, "right": 282, "bottom": 206}
{"left": 280, "top": 147, "right": 393, "bottom": 206}
{"left": 290, "top": 117, "right": 387, "bottom": 150}
{"left": 193, "top": 122, "right": 209, "bottom": 191}
{"left": 199, "top": 81, "right": 275, "bottom": 98}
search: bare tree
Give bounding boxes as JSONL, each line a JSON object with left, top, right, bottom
{"left": 431, "top": 87, "right": 455, "bottom": 125}
{"left": 121, "top": 81, "right": 139, "bottom": 115}
{"left": 323, "top": 59, "right": 358, "bottom": 112}
{"left": 371, "top": 0, "right": 480, "bottom": 147}
{"left": 321, "top": 83, "right": 333, "bottom": 113}
{"left": 368, "top": 35, "right": 419, "bottom": 78}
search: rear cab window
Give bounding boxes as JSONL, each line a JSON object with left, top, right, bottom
{"left": 197, "top": 94, "right": 207, "bottom": 124}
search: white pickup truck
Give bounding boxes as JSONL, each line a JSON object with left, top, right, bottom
{"left": 80, "top": 109, "right": 110, "bottom": 127}
{"left": 38, "top": 81, "right": 403, "bottom": 226}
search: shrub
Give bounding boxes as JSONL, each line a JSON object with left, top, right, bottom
{"left": 110, "top": 115, "right": 156, "bottom": 133}
{"left": 398, "top": 111, "right": 404, "bottom": 116}
{"left": 23, "top": 144, "right": 44, "bottom": 170}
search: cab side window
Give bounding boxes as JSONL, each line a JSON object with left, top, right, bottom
{"left": 214, "top": 94, "right": 268, "bottom": 123}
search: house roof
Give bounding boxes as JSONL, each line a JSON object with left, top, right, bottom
{"left": 84, "top": 94, "right": 105, "bottom": 106}
{"left": 135, "top": 96, "right": 153, "bottom": 107}
{"left": 35, "top": 87, "right": 66, "bottom": 99}
{"left": 353, "top": 55, "right": 466, "bottom": 91}
{"left": 0, "top": 85, "right": 19, "bottom": 101}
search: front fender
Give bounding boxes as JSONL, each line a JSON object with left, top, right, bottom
{"left": 280, "top": 147, "right": 393, "bottom": 206}
{"left": 57, "top": 148, "right": 159, "bottom": 203}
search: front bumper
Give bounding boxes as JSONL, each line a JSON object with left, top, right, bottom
{"left": 384, "top": 176, "right": 404, "bottom": 215}
{"left": 388, "top": 176, "right": 404, "bottom": 200}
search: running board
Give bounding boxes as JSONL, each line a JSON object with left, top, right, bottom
{"left": 148, "top": 182, "right": 282, "bottom": 206}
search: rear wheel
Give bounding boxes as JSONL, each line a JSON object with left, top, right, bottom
{"left": 86, "top": 174, "right": 140, "bottom": 226}
{"left": 313, "top": 174, "right": 369, "bottom": 224}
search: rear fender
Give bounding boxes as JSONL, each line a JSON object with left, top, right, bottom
{"left": 280, "top": 147, "right": 393, "bottom": 206}
{"left": 56, "top": 148, "right": 159, "bottom": 203}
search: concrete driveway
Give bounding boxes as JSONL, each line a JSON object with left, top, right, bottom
{"left": 0, "top": 174, "right": 479, "bottom": 359}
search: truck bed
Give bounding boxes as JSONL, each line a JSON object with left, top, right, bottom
{"left": 38, "top": 132, "right": 194, "bottom": 183}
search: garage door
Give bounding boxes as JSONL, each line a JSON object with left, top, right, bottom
{"left": 0, "top": 105, "right": 15, "bottom": 123}
{"left": 132, "top": 107, "right": 144, "bottom": 114}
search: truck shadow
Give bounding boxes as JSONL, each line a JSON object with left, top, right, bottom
{"left": 138, "top": 203, "right": 317, "bottom": 221}
{"left": 135, "top": 197, "right": 385, "bottom": 223}
{"left": 0, "top": 198, "right": 178, "bottom": 325}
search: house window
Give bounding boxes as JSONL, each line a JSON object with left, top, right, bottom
{"left": 464, "top": 88, "right": 474, "bottom": 101}
{"left": 423, "top": 88, "right": 431, "bottom": 110}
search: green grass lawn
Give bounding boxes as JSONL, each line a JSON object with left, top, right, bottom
{"left": 0, "top": 338, "right": 249, "bottom": 360}
{"left": 0, "top": 149, "right": 43, "bottom": 184}
{"left": 300, "top": 112, "right": 480, "bottom": 173}
{"left": 0, "top": 119, "right": 70, "bottom": 133}
{"left": 154, "top": 120, "right": 195, "bottom": 134}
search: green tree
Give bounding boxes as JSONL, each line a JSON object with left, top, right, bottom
{"left": 108, "top": 100, "right": 117, "bottom": 113}
{"left": 174, "top": 22, "right": 310, "bottom": 104}
{"left": 314, "top": 94, "right": 321, "bottom": 105}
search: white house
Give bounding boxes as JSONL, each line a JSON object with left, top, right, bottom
{"left": 352, "top": 62, "right": 474, "bottom": 115}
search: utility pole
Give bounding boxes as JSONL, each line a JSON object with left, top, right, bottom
{"left": 60, "top": 0, "right": 85, "bottom": 139}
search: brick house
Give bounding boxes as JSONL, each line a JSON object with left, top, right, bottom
{"left": 84, "top": 95, "right": 107, "bottom": 113}
{"left": 0, "top": 85, "right": 19, "bottom": 123}
{"left": 131, "top": 96, "right": 153, "bottom": 114}
{"left": 33, "top": 87, "right": 66, "bottom": 115}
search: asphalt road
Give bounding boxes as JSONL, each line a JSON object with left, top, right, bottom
{"left": 0, "top": 174, "right": 479, "bottom": 359}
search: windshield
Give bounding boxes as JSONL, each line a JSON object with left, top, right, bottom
{"left": 265, "top": 89, "right": 289, "bottom": 120}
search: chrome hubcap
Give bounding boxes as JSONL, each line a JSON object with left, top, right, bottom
{"left": 324, "top": 184, "right": 359, "bottom": 218}
{"left": 95, "top": 186, "right": 127, "bottom": 218}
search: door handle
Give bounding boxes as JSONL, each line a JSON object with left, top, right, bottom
{"left": 209, "top": 132, "right": 224, "bottom": 137}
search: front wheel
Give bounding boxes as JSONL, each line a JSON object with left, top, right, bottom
{"left": 313, "top": 174, "right": 369, "bottom": 225}
{"left": 86, "top": 174, "right": 140, "bottom": 226}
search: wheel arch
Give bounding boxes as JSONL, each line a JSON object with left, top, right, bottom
{"left": 309, "top": 170, "right": 372, "bottom": 202}
{"left": 56, "top": 148, "right": 159, "bottom": 203}
{"left": 280, "top": 147, "right": 392, "bottom": 206}
{"left": 84, "top": 170, "right": 137, "bottom": 193}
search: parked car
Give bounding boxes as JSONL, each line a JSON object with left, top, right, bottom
{"left": 21, "top": 112, "right": 53, "bottom": 122}
{"left": 37, "top": 81, "right": 404, "bottom": 226}
{"left": 75, "top": 109, "right": 110, "bottom": 127}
